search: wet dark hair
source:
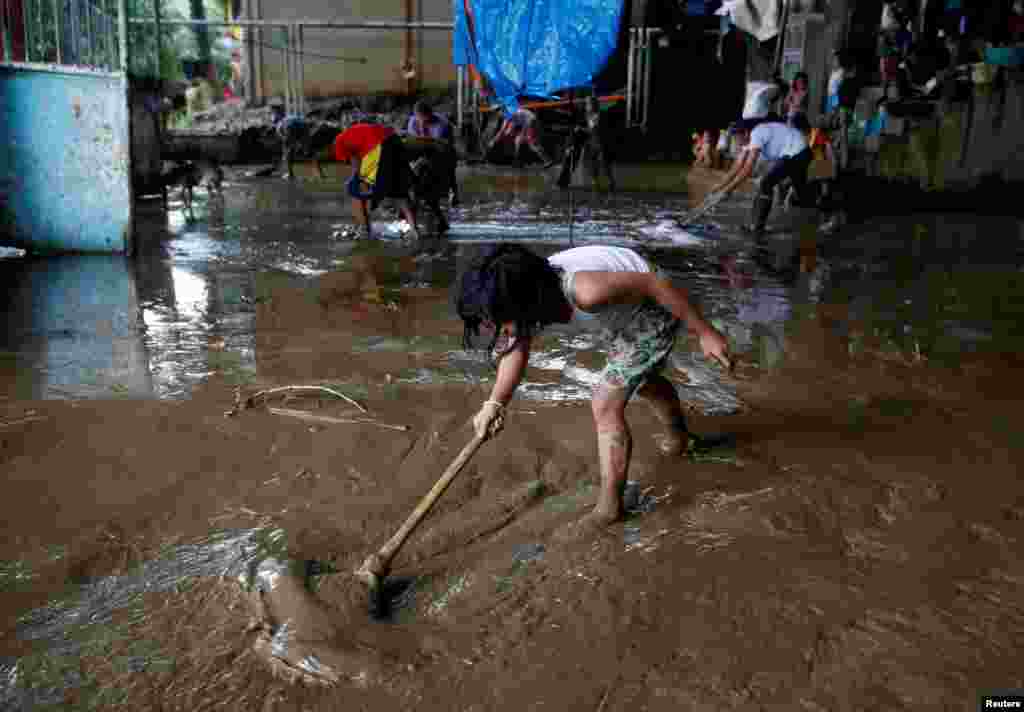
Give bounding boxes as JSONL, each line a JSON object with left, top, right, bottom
{"left": 793, "top": 71, "right": 809, "bottom": 84}
{"left": 413, "top": 100, "right": 434, "bottom": 116}
{"left": 456, "top": 244, "right": 566, "bottom": 355}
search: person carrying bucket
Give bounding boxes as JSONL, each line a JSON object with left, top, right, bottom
{"left": 456, "top": 244, "right": 732, "bottom": 534}
{"left": 334, "top": 123, "right": 420, "bottom": 241}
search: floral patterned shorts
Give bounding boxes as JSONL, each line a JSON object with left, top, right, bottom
{"left": 599, "top": 299, "right": 680, "bottom": 397}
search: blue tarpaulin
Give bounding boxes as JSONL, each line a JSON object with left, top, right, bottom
{"left": 453, "top": 0, "right": 624, "bottom": 116}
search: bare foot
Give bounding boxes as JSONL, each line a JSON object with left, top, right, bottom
{"left": 654, "top": 430, "right": 688, "bottom": 457}
{"left": 553, "top": 508, "right": 620, "bottom": 544}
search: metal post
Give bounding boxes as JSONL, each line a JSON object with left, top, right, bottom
{"left": 626, "top": 28, "right": 634, "bottom": 127}
{"left": 298, "top": 23, "right": 305, "bottom": 114}
{"left": 243, "top": 0, "right": 254, "bottom": 100}
{"left": 456, "top": 64, "right": 464, "bottom": 132}
{"left": 254, "top": 0, "right": 263, "bottom": 103}
{"left": 287, "top": 24, "right": 294, "bottom": 114}
{"left": 2, "top": 0, "right": 10, "bottom": 63}
{"left": 635, "top": 28, "right": 646, "bottom": 129}
{"left": 290, "top": 24, "right": 297, "bottom": 113}
{"left": 68, "top": 0, "right": 76, "bottom": 64}
{"left": 53, "top": 0, "right": 61, "bottom": 63}
{"left": 154, "top": 0, "right": 162, "bottom": 77}
{"left": 118, "top": 0, "right": 134, "bottom": 254}
{"left": 87, "top": 0, "right": 93, "bottom": 65}
{"left": 27, "top": 0, "right": 34, "bottom": 62}
{"left": 642, "top": 28, "right": 652, "bottom": 131}
{"left": 773, "top": 0, "right": 789, "bottom": 76}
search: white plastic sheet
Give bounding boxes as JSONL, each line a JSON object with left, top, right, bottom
{"left": 715, "top": 0, "right": 783, "bottom": 42}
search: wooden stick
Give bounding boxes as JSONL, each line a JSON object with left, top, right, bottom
{"left": 596, "top": 677, "right": 618, "bottom": 712}
{"left": 268, "top": 407, "right": 408, "bottom": 432}
{"left": 358, "top": 433, "right": 487, "bottom": 581}
{"left": 249, "top": 385, "right": 367, "bottom": 413}
{"left": 0, "top": 415, "right": 47, "bottom": 428}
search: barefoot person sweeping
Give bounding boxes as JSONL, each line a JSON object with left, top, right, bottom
{"left": 456, "top": 245, "right": 732, "bottom": 530}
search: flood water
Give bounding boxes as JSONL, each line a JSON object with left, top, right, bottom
{"left": 1, "top": 166, "right": 1023, "bottom": 710}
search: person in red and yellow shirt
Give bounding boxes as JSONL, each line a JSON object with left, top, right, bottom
{"left": 334, "top": 123, "right": 419, "bottom": 240}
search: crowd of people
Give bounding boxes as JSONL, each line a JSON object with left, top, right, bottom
{"left": 268, "top": 90, "right": 620, "bottom": 241}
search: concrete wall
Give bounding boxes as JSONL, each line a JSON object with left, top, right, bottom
{"left": 249, "top": 0, "right": 455, "bottom": 100}
{"left": 0, "top": 65, "right": 133, "bottom": 254}
{"left": 956, "top": 75, "right": 1024, "bottom": 185}
{"left": 878, "top": 74, "right": 1024, "bottom": 190}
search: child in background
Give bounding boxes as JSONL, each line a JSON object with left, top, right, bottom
{"left": 693, "top": 129, "right": 720, "bottom": 169}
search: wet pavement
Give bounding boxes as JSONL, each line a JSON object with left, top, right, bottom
{"left": 2, "top": 165, "right": 1024, "bottom": 710}
{"left": 4, "top": 168, "right": 1022, "bottom": 407}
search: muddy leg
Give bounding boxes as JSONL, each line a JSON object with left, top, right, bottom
{"left": 352, "top": 198, "right": 372, "bottom": 238}
{"left": 589, "top": 385, "right": 633, "bottom": 525}
{"left": 397, "top": 199, "right": 420, "bottom": 240}
{"left": 636, "top": 374, "right": 690, "bottom": 455}
{"left": 429, "top": 199, "right": 449, "bottom": 234}
{"left": 283, "top": 144, "right": 294, "bottom": 180}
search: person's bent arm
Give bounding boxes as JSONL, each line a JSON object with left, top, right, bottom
{"left": 711, "top": 152, "right": 746, "bottom": 192}
{"left": 572, "top": 272, "right": 731, "bottom": 369}
{"left": 473, "top": 335, "right": 532, "bottom": 438}
{"left": 488, "top": 335, "right": 531, "bottom": 405}
{"left": 718, "top": 149, "right": 758, "bottom": 194}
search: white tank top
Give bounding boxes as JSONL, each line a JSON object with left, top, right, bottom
{"left": 547, "top": 246, "right": 655, "bottom": 335}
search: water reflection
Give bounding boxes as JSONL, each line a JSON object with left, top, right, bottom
{"left": 0, "top": 256, "right": 153, "bottom": 399}
{"left": 1, "top": 171, "right": 1022, "bottom": 405}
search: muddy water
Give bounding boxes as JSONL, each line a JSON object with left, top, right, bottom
{"left": 1, "top": 168, "right": 1023, "bottom": 710}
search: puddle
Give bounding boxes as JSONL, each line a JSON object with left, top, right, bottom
{"left": 4, "top": 172, "right": 1022, "bottom": 409}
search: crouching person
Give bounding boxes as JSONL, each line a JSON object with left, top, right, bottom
{"left": 457, "top": 245, "right": 731, "bottom": 534}
{"left": 334, "top": 123, "right": 420, "bottom": 241}
{"left": 709, "top": 115, "right": 812, "bottom": 237}
{"left": 272, "top": 106, "right": 326, "bottom": 180}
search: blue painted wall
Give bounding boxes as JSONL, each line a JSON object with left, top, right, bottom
{"left": 0, "top": 66, "right": 133, "bottom": 254}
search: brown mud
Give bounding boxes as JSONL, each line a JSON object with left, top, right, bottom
{"left": 2, "top": 292, "right": 1023, "bottom": 709}
{"left": 1, "top": 170, "right": 1023, "bottom": 710}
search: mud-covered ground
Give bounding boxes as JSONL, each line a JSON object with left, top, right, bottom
{"left": 1, "top": 165, "right": 1023, "bottom": 710}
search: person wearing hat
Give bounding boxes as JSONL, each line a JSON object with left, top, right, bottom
{"left": 708, "top": 115, "right": 812, "bottom": 236}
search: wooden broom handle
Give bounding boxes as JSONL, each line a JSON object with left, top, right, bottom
{"left": 374, "top": 433, "right": 488, "bottom": 571}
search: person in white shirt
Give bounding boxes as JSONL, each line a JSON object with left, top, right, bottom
{"left": 710, "top": 115, "right": 812, "bottom": 236}
{"left": 457, "top": 244, "right": 731, "bottom": 535}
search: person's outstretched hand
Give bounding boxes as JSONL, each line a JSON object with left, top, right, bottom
{"left": 699, "top": 325, "right": 733, "bottom": 372}
{"left": 472, "top": 400, "right": 505, "bottom": 439}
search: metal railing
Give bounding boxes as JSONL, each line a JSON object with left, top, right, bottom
{"left": 625, "top": 26, "right": 659, "bottom": 131}
{"left": 1, "top": 0, "right": 124, "bottom": 72}
{"left": 129, "top": 18, "right": 454, "bottom": 117}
